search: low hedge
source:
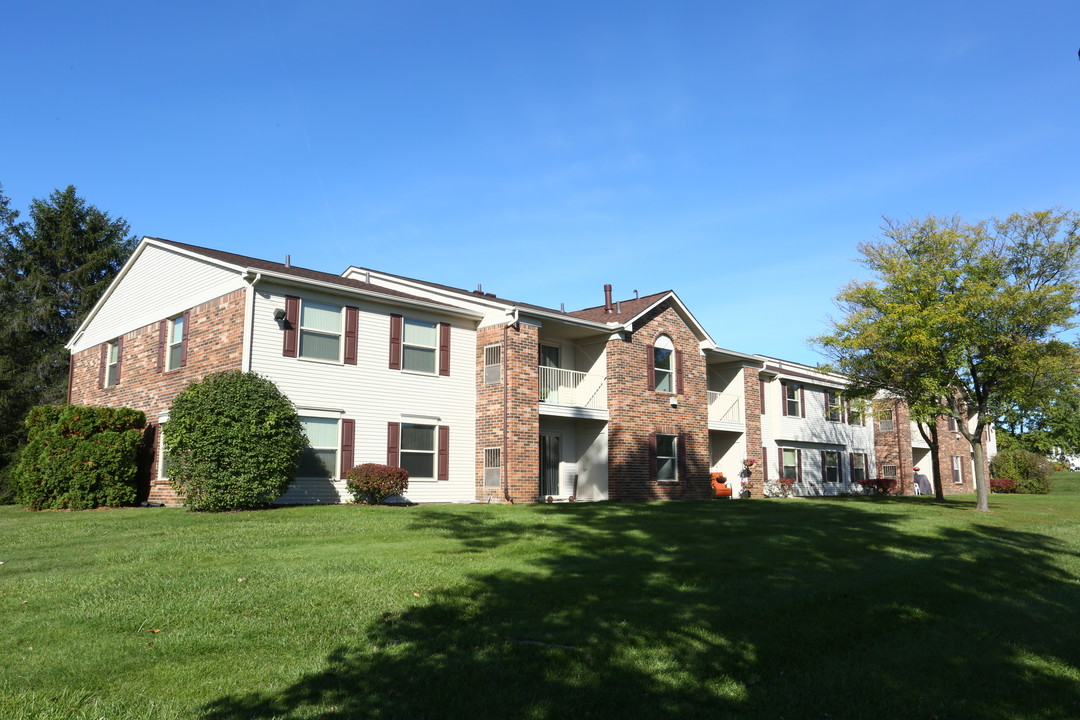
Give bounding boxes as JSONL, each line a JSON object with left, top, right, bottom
{"left": 14, "top": 405, "right": 146, "bottom": 510}
{"left": 344, "top": 463, "right": 409, "bottom": 505}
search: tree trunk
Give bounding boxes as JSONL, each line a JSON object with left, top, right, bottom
{"left": 972, "top": 439, "right": 989, "bottom": 512}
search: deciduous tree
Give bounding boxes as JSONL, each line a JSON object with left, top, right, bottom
{"left": 816, "top": 210, "right": 1080, "bottom": 511}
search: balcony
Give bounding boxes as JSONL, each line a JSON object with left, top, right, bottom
{"left": 538, "top": 366, "right": 608, "bottom": 419}
{"left": 708, "top": 391, "right": 743, "bottom": 429}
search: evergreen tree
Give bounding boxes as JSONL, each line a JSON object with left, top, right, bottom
{"left": 0, "top": 184, "right": 136, "bottom": 495}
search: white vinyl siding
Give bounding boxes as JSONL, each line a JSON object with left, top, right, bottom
{"left": 249, "top": 282, "right": 476, "bottom": 504}
{"left": 71, "top": 242, "right": 244, "bottom": 353}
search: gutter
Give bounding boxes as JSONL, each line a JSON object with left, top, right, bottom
{"left": 241, "top": 271, "right": 262, "bottom": 372}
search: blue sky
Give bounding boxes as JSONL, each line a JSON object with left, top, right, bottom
{"left": 4, "top": 1, "right": 1078, "bottom": 364}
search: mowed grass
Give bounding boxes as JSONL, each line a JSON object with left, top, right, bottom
{"left": 1, "top": 478, "right": 1079, "bottom": 719}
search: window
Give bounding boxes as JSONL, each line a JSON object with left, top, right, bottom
{"left": 881, "top": 464, "right": 897, "bottom": 479}
{"left": 104, "top": 339, "right": 121, "bottom": 387}
{"left": 656, "top": 433, "right": 678, "bottom": 481}
{"left": 483, "top": 447, "right": 502, "bottom": 488}
{"left": 879, "top": 408, "right": 895, "bottom": 433}
{"left": 947, "top": 416, "right": 958, "bottom": 432}
{"left": 951, "top": 455, "right": 964, "bottom": 484}
{"left": 784, "top": 383, "right": 802, "bottom": 416}
{"left": 401, "top": 423, "right": 436, "bottom": 478}
{"left": 299, "top": 300, "right": 343, "bottom": 362}
{"left": 781, "top": 448, "right": 799, "bottom": 480}
{"left": 827, "top": 392, "right": 843, "bottom": 422}
{"left": 851, "top": 453, "right": 867, "bottom": 484}
{"left": 484, "top": 344, "right": 502, "bottom": 384}
{"left": 653, "top": 336, "right": 674, "bottom": 393}
{"left": 166, "top": 315, "right": 185, "bottom": 370}
{"left": 848, "top": 403, "right": 864, "bottom": 426}
{"left": 823, "top": 450, "right": 839, "bottom": 483}
{"left": 297, "top": 417, "right": 339, "bottom": 478}
{"left": 401, "top": 318, "right": 438, "bottom": 373}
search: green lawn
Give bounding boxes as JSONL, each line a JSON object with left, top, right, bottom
{"left": 2, "top": 479, "right": 1079, "bottom": 719}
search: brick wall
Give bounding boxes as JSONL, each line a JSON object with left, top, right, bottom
{"left": 934, "top": 416, "right": 987, "bottom": 494}
{"left": 872, "top": 398, "right": 912, "bottom": 495}
{"left": 474, "top": 322, "right": 540, "bottom": 502}
{"left": 606, "top": 303, "right": 711, "bottom": 501}
{"left": 742, "top": 367, "right": 762, "bottom": 496}
{"left": 68, "top": 289, "right": 246, "bottom": 504}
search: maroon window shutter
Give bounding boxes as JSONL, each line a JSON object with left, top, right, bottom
{"left": 762, "top": 445, "right": 768, "bottom": 482}
{"left": 648, "top": 432, "right": 658, "bottom": 479}
{"left": 849, "top": 453, "right": 855, "bottom": 480}
{"left": 675, "top": 350, "right": 684, "bottom": 394}
{"left": 864, "top": 454, "right": 869, "bottom": 478}
{"left": 821, "top": 450, "right": 826, "bottom": 481}
{"left": 389, "top": 314, "right": 403, "bottom": 370}
{"left": 781, "top": 382, "right": 788, "bottom": 416}
{"left": 157, "top": 320, "right": 166, "bottom": 373}
{"left": 283, "top": 296, "right": 300, "bottom": 357}
{"left": 98, "top": 343, "right": 106, "bottom": 389}
{"left": 759, "top": 379, "right": 765, "bottom": 413}
{"left": 646, "top": 345, "right": 655, "bottom": 390}
{"left": 340, "top": 419, "right": 355, "bottom": 476}
{"left": 797, "top": 449, "right": 803, "bottom": 481}
{"left": 800, "top": 387, "right": 806, "bottom": 417}
{"left": 438, "top": 322, "right": 450, "bottom": 376}
{"left": 437, "top": 425, "right": 449, "bottom": 481}
{"left": 677, "top": 433, "right": 687, "bottom": 479}
{"left": 777, "top": 447, "right": 784, "bottom": 477}
{"left": 344, "top": 306, "right": 359, "bottom": 365}
{"left": 115, "top": 336, "right": 124, "bottom": 384}
{"left": 387, "top": 422, "right": 400, "bottom": 467}
{"left": 180, "top": 310, "right": 191, "bottom": 367}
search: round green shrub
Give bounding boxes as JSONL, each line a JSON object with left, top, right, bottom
{"left": 344, "top": 463, "right": 409, "bottom": 505}
{"left": 989, "top": 447, "right": 1052, "bottom": 495}
{"left": 164, "top": 371, "right": 305, "bottom": 511}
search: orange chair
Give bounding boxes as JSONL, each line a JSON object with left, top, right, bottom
{"left": 711, "top": 473, "right": 732, "bottom": 498}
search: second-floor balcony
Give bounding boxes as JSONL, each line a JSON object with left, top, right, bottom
{"left": 708, "top": 391, "right": 743, "bottom": 428}
{"left": 539, "top": 366, "right": 608, "bottom": 414}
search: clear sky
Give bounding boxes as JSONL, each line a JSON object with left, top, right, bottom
{"left": 4, "top": 1, "right": 1078, "bottom": 364}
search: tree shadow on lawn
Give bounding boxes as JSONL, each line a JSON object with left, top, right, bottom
{"left": 202, "top": 500, "right": 1080, "bottom": 719}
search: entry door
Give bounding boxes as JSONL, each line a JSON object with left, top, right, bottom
{"left": 540, "top": 434, "right": 561, "bottom": 497}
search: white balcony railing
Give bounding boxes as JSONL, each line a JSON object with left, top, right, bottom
{"left": 708, "top": 391, "right": 742, "bottom": 424}
{"left": 539, "top": 366, "right": 607, "bottom": 410}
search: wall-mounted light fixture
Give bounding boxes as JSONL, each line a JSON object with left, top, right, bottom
{"left": 273, "top": 308, "right": 287, "bottom": 321}
{"left": 669, "top": 396, "right": 679, "bottom": 408}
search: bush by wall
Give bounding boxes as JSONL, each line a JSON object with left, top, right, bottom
{"left": 13, "top": 405, "right": 145, "bottom": 510}
{"left": 989, "top": 447, "right": 1053, "bottom": 495}
{"left": 858, "top": 477, "right": 898, "bottom": 496}
{"left": 164, "top": 371, "right": 305, "bottom": 511}
{"left": 990, "top": 477, "right": 1017, "bottom": 494}
{"left": 344, "top": 463, "right": 409, "bottom": 505}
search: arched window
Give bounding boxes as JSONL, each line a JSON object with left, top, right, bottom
{"left": 653, "top": 335, "right": 674, "bottom": 393}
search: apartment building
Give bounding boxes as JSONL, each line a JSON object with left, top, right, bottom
{"left": 66, "top": 237, "right": 990, "bottom": 505}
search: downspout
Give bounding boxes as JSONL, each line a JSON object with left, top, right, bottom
{"left": 894, "top": 398, "right": 904, "bottom": 494}
{"left": 242, "top": 271, "right": 262, "bottom": 372}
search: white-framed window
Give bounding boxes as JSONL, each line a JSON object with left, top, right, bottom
{"left": 403, "top": 318, "right": 438, "bottom": 374}
{"left": 166, "top": 315, "right": 185, "bottom": 370}
{"left": 824, "top": 450, "right": 840, "bottom": 483}
{"left": 483, "top": 447, "right": 502, "bottom": 488}
{"left": 484, "top": 344, "right": 502, "bottom": 385}
{"left": 782, "top": 448, "right": 799, "bottom": 480}
{"left": 851, "top": 453, "right": 867, "bottom": 484}
{"left": 656, "top": 433, "right": 678, "bottom": 481}
{"left": 879, "top": 408, "right": 895, "bottom": 433}
{"left": 827, "top": 392, "right": 843, "bottom": 422}
{"left": 848, "top": 403, "right": 864, "bottom": 426}
{"left": 785, "top": 384, "right": 801, "bottom": 416}
{"left": 401, "top": 423, "right": 436, "bottom": 478}
{"left": 951, "top": 455, "right": 964, "bottom": 484}
{"left": 299, "top": 300, "right": 343, "bottom": 362}
{"left": 653, "top": 335, "right": 674, "bottom": 393}
{"left": 298, "top": 417, "right": 339, "bottom": 478}
{"left": 105, "top": 339, "right": 120, "bottom": 387}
